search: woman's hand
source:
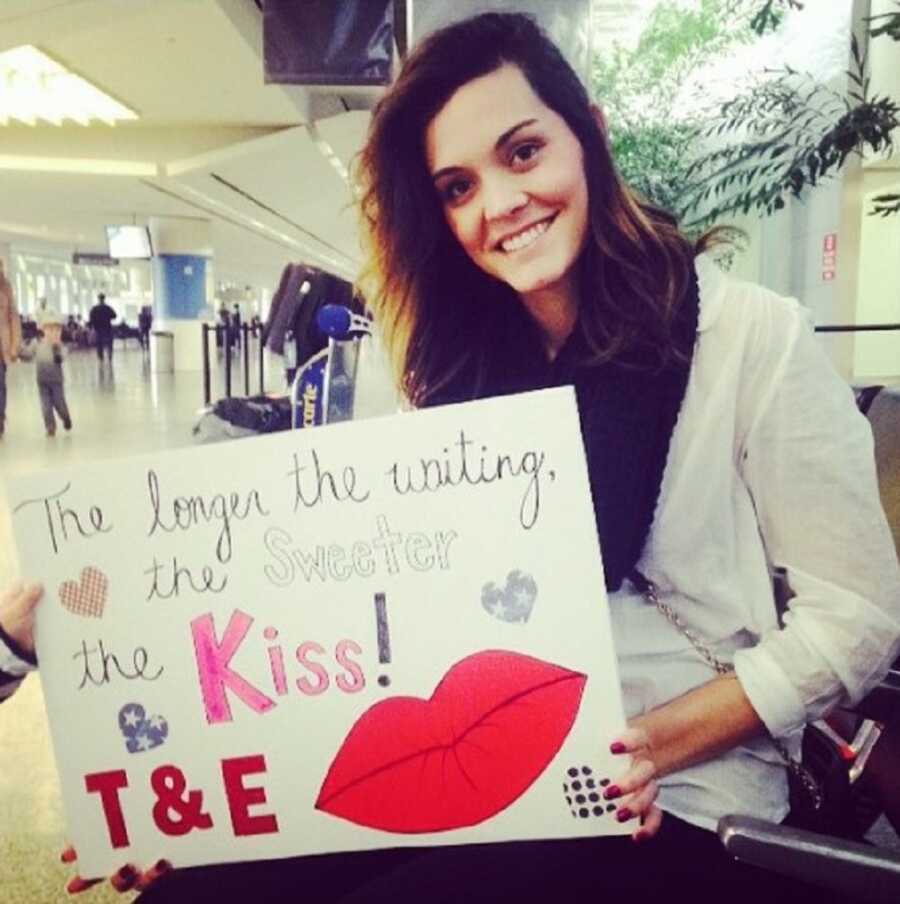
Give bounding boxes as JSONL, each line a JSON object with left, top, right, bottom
{"left": 606, "top": 727, "right": 663, "bottom": 842}
{"left": 61, "top": 844, "right": 171, "bottom": 895}
{"left": 0, "top": 582, "right": 42, "bottom": 654}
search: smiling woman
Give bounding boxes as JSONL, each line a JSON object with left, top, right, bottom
{"left": 425, "top": 64, "right": 589, "bottom": 353}
{"left": 357, "top": 13, "right": 711, "bottom": 405}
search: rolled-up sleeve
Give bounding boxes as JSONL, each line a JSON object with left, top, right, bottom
{"left": 732, "top": 294, "right": 900, "bottom": 739}
{"left": 0, "top": 623, "right": 36, "bottom": 703}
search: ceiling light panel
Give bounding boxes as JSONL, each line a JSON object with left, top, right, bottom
{"left": 0, "top": 45, "right": 138, "bottom": 126}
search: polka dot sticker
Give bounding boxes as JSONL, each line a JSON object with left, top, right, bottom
{"left": 562, "top": 766, "right": 614, "bottom": 818}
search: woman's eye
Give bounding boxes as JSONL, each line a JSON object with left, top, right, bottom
{"left": 511, "top": 142, "right": 541, "bottom": 166}
{"left": 441, "top": 179, "right": 472, "bottom": 204}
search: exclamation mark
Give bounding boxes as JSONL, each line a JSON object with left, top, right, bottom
{"left": 375, "top": 592, "right": 391, "bottom": 687}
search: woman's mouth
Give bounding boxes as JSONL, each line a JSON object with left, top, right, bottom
{"left": 497, "top": 215, "right": 556, "bottom": 254}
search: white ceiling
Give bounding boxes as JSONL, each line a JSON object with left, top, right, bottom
{"left": 0, "top": 0, "right": 372, "bottom": 289}
{"left": 8, "top": 0, "right": 888, "bottom": 293}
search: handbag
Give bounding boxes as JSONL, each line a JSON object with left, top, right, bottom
{"left": 628, "top": 571, "right": 827, "bottom": 823}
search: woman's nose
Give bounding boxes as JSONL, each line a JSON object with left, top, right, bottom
{"left": 482, "top": 176, "right": 528, "bottom": 221}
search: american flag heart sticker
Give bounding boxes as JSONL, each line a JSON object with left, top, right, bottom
{"left": 58, "top": 566, "right": 108, "bottom": 619}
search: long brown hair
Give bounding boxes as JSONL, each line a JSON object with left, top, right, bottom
{"left": 357, "top": 12, "right": 718, "bottom": 405}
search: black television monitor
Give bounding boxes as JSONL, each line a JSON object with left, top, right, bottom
{"left": 105, "top": 225, "right": 153, "bottom": 259}
{"left": 263, "top": 0, "right": 393, "bottom": 86}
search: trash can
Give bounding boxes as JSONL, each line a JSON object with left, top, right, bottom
{"left": 150, "top": 330, "right": 174, "bottom": 373}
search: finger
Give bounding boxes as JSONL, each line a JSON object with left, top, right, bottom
{"left": 60, "top": 844, "right": 77, "bottom": 864}
{"left": 632, "top": 804, "right": 664, "bottom": 842}
{"left": 22, "top": 582, "right": 44, "bottom": 607}
{"left": 66, "top": 875, "right": 103, "bottom": 895}
{"left": 110, "top": 864, "right": 139, "bottom": 893}
{"left": 618, "top": 779, "right": 659, "bottom": 822}
{"left": 136, "top": 859, "right": 173, "bottom": 891}
{"left": 609, "top": 727, "right": 651, "bottom": 756}
{"left": 604, "top": 757, "right": 655, "bottom": 800}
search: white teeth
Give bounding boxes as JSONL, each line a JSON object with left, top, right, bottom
{"left": 500, "top": 218, "right": 551, "bottom": 253}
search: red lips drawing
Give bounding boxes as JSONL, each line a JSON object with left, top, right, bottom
{"left": 316, "top": 650, "right": 587, "bottom": 833}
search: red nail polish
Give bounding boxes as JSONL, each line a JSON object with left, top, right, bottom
{"left": 610, "top": 741, "right": 626, "bottom": 754}
{"left": 616, "top": 807, "right": 634, "bottom": 823}
{"left": 117, "top": 865, "right": 136, "bottom": 881}
{"left": 603, "top": 784, "right": 621, "bottom": 800}
{"left": 154, "top": 859, "right": 172, "bottom": 873}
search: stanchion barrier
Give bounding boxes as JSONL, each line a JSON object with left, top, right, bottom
{"left": 243, "top": 323, "right": 251, "bottom": 396}
{"left": 202, "top": 324, "right": 211, "bottom": 406}
{"left": 200, "top": 322, "right": 266, "bottom": 405}
{"left": 223, "top": 324, "right": 232, "bottom": 398}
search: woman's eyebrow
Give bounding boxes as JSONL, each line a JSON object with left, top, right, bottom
{"left": 431, "top": 118, "right": 540, "bottom": 182}
{"left": 494, "top": 118, "right": 538, "bottom": 151}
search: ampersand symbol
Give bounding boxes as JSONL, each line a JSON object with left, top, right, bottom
{"left": 151, "top": 765, "right": 214, "bottom": 836}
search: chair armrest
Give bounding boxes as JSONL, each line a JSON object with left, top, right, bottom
{"left": 717, "top": 815, "right": 900, "bottom": 903}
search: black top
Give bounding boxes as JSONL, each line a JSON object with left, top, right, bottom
{"left": 423, "top": 274, "right": 700, "bottom": 592}
{"left": 89, "top": 302, "right": 116, "bottom": 334}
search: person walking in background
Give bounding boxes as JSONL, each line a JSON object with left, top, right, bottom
{"left": 138, "top": 305, "right": 153, "bottom": 352}
{"left": 34, "top": 315, "right": 72, "bottom": 437}
{"left": 89, "top": 292, "right": 116, "bottom": 364}
{"left": 0, "top": 260, "right": 21, "bottom": 439}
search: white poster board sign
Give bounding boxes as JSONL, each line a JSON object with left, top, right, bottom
{"left": 7, "top": 388, "right": 627, "bottom": 877}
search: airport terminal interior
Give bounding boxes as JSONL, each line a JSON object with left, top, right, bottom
{"left": 1, "top": 1, "right": 899, "bottom": 901}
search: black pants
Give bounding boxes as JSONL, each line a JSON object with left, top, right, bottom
{"left": 136, "top": 814, "right": 850, "bottom": 904}
{"left": 96, "top": 332, "right": 114, "bottom": 361}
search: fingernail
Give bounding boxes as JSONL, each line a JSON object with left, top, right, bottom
{"left": 116, "top": 865, "right": 137, "bottom": 881}
{"left": 610, "top": 741, "right": 626, "bottom": 754}
{"left": 155, "top": 858, "right": 172, "bottom": 872}
{"left": 66, "top": 877, "right": 88, "bottom": 895}
{"left": 603, "top": 784, "right": 621, "bottom": 800}
{"left": 60, "top": 848, "right": 76, "bottom": 864}
{"left": 616, "top": 807, "right": 634, "bottom": 823}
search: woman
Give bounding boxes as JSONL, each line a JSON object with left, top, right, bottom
{"left": 68, "top": 11, "right": 900, "bottom": 903}
{"left": 351, "top": 9, "right": 900, "bottom": 899}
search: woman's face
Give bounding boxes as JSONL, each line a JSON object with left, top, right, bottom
{"left": 425, "top": 64, "right": 589, "bottom": 302}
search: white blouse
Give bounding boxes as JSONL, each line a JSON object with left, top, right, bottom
{"left": 610, "top": 254, "right": 900, "bottom": 831}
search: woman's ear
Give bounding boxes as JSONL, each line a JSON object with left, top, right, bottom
{"left": 590, "top": 103, "right": 608, "bottom": 135}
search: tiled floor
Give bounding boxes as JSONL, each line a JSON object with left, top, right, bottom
{"left": 0, "top": 340, "right": 277, "bottom": 902}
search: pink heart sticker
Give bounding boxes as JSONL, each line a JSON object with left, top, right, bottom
{"left": 59, "top": 567, "right": 108, "bottom": 619}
